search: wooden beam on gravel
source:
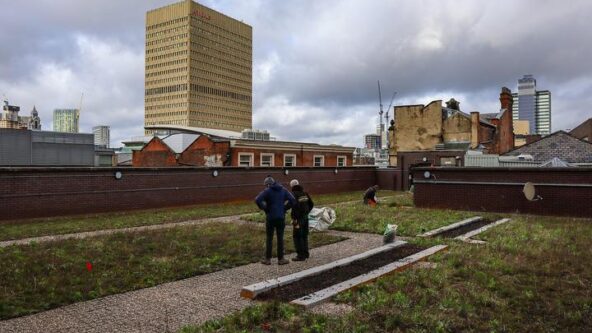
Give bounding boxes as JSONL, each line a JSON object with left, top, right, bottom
{"left": 417, "top": 216, "right": 482, "bottom": 237}
{"left": 455, "top": 218, "right": 511, "bottom": 242}
{"left": 240, "top": 240, "right": 408, "bottom": 299}
{"left": 290, "top": 244, "right": 448, "bottom": 308}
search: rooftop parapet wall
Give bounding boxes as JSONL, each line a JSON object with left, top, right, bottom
{"left": 412, "top": 167, "right": 592, "bottom": 218}
{"left": 0, "top": 167, "right": 389, "bottom": 221}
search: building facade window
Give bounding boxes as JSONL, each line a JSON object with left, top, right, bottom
{"left": 283, "top": 154, "right": 296, "bottom": 167}
{"left": 238, "top": 153, "right": 253, "bottom": 166}
{"left": 313, "top": 155, "right": 324, "bottom": 167}
{"left": 260, "top": 153, "right": 274, "bottom": 166}
{"left": 337, "top": 156, "right": 347, "bottom": 167}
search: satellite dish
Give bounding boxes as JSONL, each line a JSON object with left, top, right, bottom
{"left": 523, "top": 182, "right": 542, "bottom": 201}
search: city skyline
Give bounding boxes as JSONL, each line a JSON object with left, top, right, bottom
{"left": 1, "top": 0, "right": 591, "bottom": 147}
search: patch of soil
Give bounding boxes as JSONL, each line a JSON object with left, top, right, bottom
{"left": 436, "top": 219, "right": 494, "bottom": 238}
{"left": 257, "top": 243, "right": 425, "bottom": 302}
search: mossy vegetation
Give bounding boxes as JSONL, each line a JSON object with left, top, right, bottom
{"left": 0, "top": 223, "right": 344, "bottom": 320}
{"left": 182, "top": 214, "right": 592, "bottom": 332}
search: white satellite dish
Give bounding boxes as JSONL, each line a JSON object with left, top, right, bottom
{"left": 523, "top": 182, "right": 542, "bottom": 201}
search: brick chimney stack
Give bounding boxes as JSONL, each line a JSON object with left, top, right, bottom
{"left": 499, "top": 87, "right": 514, "bottom": 152}
{"left": 499, "top": 87, "right": 513, "bottom": 111}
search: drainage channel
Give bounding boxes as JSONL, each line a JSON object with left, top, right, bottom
{"left": 436, "top": 219, "right": 495, "bottom": 238}
{"left": 257, "top": 243, "right": 425, "bottom": 302}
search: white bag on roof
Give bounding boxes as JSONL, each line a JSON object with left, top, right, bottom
{"left": 308, "top": 207, "right": 336, "bottom": 231}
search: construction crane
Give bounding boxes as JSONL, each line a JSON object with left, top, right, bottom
{"left": 377, "top": 81, "right": 397, "bottom": 149}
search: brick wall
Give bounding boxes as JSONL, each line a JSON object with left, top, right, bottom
{"left": 178, "top": 136, "right": 230, "bottom": 166}
{"left": 376, "top": 168, "right": 400, "bottom": 191}
{"left": 0, "top": 166, "right": 381, "bottom": 221}
{"left": 132, "top": 138, "right": 177, "bottom": 167}
{"left": 398, "top": 151, "right": 465, "bottom": 190}
{"left": 412, "top": 167, "right": 592, "bottom": 217}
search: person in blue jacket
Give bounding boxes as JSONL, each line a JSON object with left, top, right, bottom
{"left": 255, "top": 175, "right": 297, "bottom": 265}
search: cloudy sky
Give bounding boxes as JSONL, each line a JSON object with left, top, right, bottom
{"left": 1, "top": 0, "right": 591, "bottom": 147}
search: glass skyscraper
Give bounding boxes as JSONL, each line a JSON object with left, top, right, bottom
{"left": 511, "top": 75, "right": 551, "bottom": 135}
{"left": 53, "top": 109, "right": 79, "bottom": 133}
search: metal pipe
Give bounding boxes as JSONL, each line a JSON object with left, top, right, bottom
{"left": 413, "top": 179, "right": 592, "bottom": 188}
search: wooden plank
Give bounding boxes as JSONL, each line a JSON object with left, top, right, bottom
{"left": 240, "top": 240, "right": 407, "bottom": 299}
{"left": 290, "top": 244, "right": 448, "bottom": 308}
{"left": 455, "top": 218, "right": 511, "bottom": 241}
{"left": 418, "top": 216, "right": 482, "bottom": 237}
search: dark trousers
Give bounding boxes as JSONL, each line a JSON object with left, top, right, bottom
{"left": 293, "top": 218, "right": 310, "bottom": 259}
{"left": 265, "top": 218, "right": 286, "bottom": 260}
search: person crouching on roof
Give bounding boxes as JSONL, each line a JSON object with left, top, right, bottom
{"left": 363, "top": 185, "right": 379, "bottom": 206}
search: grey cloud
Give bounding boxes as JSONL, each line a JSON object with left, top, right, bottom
{"left": 1, "top": 0, "right": 591, "bottom": 148}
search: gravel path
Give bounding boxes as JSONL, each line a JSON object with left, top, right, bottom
{"left": 0, "top": 229, "right": 383, "bottom": 333}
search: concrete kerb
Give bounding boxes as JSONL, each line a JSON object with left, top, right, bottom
{"left": 455, "top": 218, "right": 511, "bottom": 242}
{"left": 417, "top": 216, "right": 482, "bottom": 237}
{"left": 290, "top": 244, "right": 449, "bottom": 308}
{"left": 240, "top": 240, "right": 407, "bottom": 299}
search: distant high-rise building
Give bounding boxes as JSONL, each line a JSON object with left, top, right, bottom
{"left": 364, "top": 134, "right": 381, "bottom": 150}
{"left": 376, "top": 123, "right": 387, "bottom": 149}
{"left": 512, "top": 75, "right": 551, "bottom": 135}
{"left": 0, "top": 100, "right": 21, "bottom": 129}
{"left": 145, "top": 0, "right": 252, "bottom": 134}
{"left": 53, "top": 109, "right": 79, "bottom": 133}
{"left": 93, "top": 125, "right": 110, "bottom": 148}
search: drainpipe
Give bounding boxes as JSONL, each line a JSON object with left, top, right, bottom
{"left": 471, "top": 112, "right": 480, "bottom": 149}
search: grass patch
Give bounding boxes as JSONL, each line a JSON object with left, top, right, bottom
{"left": 242, "top": 191, "right": 411, "bottom": 224}
{"left": 242, "top": 193, "right": 501, "bottom": 237}
{"left": 0, "top": 191, "right": 383, "bottom": 241}
{"left": 330, "top": 197, "right": 502, "bottom": 236}
{"left": 183, "top": 214, "right": 592, "bottom": 332}
{"left": 0, "top": 223, "right": 344, "bottom": 320}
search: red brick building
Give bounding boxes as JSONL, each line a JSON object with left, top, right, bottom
{"left": 389, "top": 87, "right": 515, "bottom": 166}
{"left": 133, "top": 126, "right": 354, "bottom": 168}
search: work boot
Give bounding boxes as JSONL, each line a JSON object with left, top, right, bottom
{"left": 292, "top": 256, "right": 305, "bottom": 262}
{"left": 277, "top": 258, "right": 289, "bottom": 265}
{"left": 260, "top": 258, "right": 271, "bottom": 265}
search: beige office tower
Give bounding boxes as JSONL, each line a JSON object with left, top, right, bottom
{"left": 145, "top": 0, "right": 252, "bottom": 133}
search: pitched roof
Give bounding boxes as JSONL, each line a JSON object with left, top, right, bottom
{"left": 442, "top": 107, "right": 495, "bottom": 127}
{"left": 539, "top": 157, "right": 572, "bottom": 167}
{"left": 503, "top": 131, "right": 592, "bottom": 163}
{"left": 162, "top": 133, "right": 200, "bottom": 154}
{"left": 144, "top": 124, "right": 242, "bottom": 139}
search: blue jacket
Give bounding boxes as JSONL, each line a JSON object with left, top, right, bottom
{"left": 255, "top": 183, "right": 296, "bottom": 220}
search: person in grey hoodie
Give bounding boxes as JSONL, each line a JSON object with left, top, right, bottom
{"left": 255, "top": 176, "right": 296, "bottom": 265}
